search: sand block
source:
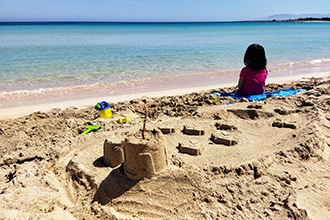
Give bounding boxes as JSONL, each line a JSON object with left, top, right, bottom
{"left": 158, "top": 127, "right": 175, "bottom": 134}
{"left": 272, "top": 121, "right": 297, "bottom": 129}
{"left": 122, "top": 129, "right": 168, "bottom": 180}
{"left": 274, "top": 108, "right": 299, "bottom": 115}
{"left": 183, "top": 125, "right": 205, "bottom": 135}
{"left": 178, "top": 141, "right": 203, "bottom": 155}
{"left": 215, "top": 122, "right": 237, "bottom": 131}
{"left": 247, "top": 104, "right": 263, "bottom": 109}
{"left": 103, "top": 140, "right": 124, "bottom": 168}
{"left": 210, "top": 133, "right": 238, "bottom": 146}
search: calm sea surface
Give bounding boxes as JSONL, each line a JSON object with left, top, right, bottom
{"left": 1, "top": 22, "right": 330, "bottom": 107}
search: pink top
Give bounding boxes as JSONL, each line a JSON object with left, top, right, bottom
{"left": 239, "top": 66, "right": 268, "bottom": 95}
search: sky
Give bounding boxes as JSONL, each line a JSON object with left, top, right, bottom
{"left": 0, "top": 0, "right": 329, "bottom": 22}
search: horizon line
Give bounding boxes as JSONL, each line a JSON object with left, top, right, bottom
{"left": 0, "top": 19, "right": 304, "bottom": 25}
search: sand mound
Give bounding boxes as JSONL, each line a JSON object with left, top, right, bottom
{"left": 0, "top": 76, "right": 329, "bottom": 219}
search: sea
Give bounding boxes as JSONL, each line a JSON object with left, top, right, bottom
{"left": 1, "top": 21, "right": 330, "bottom": 108}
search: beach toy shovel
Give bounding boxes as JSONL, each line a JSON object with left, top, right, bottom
{"left": 83, "top": 125, "right": 101, "bottom": 134}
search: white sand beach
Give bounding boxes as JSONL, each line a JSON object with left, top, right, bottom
{"left": 0, "top": 73, "right": 329, "bottom": 219}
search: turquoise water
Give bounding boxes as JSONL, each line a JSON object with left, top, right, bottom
{"left": 1, "top": 22, "right": 330, "bottom": 106}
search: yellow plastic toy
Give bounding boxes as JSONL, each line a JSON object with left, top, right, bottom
{"left": 99, "top": 108, "right": 112, "bottom": 118}
{"left": 116, "top": 117, "right": 132, "bottom": 124}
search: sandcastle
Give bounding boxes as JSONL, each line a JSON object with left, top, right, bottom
{"left": 103, "top": 129, "right": 168, "bottom": 180}
{"left": 103, "top": 140, "right": 124, "bottom": 168}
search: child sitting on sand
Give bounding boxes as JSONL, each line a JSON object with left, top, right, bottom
{"left": 236, "top": 43, "right": 268, "bottom": 95}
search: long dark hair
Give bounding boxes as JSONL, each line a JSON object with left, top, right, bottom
{"left": 243, "top": 44, "right": 267, "bottom": 70}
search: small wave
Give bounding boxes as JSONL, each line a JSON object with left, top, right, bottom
{"left": 309, "top": 58, "right": 330, "bottom": 64}
{"left": 276, "top": 58, "right": 330, "bottom": 66}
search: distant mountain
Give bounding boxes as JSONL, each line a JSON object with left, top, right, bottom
{"left": 267, "top": 13, "right": 330, "bottom": 21}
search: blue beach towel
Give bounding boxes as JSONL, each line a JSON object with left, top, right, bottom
{"left": 266, "top": 88, "right": 306, "bottom": 97}
{"left": 213, "top": 88, "right": 306, "bottom": 102}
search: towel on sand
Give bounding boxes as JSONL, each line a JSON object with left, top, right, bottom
{"left": 213, "top": 88, "right": 306, "bottom": 102}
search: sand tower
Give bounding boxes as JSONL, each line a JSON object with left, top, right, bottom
{"left": 122, "top": 129, "right": 168, "bottom": 180}
{"left": 103, "top": 140, "right": 124, "bottom": 168}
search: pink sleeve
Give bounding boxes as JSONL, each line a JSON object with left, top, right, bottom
{"left": 239, "top": 67, "right": 247, "bottom": 78}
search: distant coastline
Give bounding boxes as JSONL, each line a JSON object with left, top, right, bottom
{"left": 274, "top": 17, "right": 330, "bottom": 22}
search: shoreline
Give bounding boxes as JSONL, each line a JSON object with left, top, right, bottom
{"left": 1, "top": 71, "right": 329, "bottom": 119}
{"left": 0, "top": 82, "right": 234, "bottom": 119}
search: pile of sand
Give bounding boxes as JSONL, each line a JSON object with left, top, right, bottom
{"left": 0, "top": 76, "right": 329, "bottom": 219}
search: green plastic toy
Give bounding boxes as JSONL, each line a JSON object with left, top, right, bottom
{"left": 83, "top": 125, "right": 101, "bottom": 134}
{"left": 95, "top": 103, "right": 101, "bottom": 110}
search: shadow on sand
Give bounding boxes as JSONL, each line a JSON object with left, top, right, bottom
{"left": 92, "top": 159, "right": 138, "bottom": 205}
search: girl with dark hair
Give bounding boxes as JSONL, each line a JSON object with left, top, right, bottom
{"left": 237, "top": 43, "right": 268, "bottom": 95}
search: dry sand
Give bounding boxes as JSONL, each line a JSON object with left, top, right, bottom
{"left": 0, "top": 75, "right": 329, "bottom": 219}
